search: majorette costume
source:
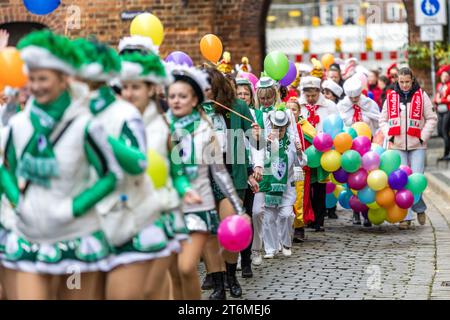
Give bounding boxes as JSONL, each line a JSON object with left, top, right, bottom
{"left": 167, "top": 64, "right": 245, "bottom": 234}
{"left": 74, "top": 38, "right": 174, "bottom": 270}
{"left": 338, "top": 75, "right": 380, "bottom": 134}
{"left": 0, "top": 31, "right": 118, "bottom": 274}
{"left": 120, "top": 48, "right": 189, "bottom": 254}
{"left": 217, "top": 52, "right": 234, "bottom": 75}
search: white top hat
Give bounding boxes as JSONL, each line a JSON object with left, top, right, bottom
{"left": 257, "top": 77, "right": 276, "bottom": 89}
{"left": 300, "top": 76, "right": 321, "bottom": 90}
{"left": 268, "top": 109, "right": 289, "bottom": 127}
{"left": 343, "top": 76, "right": 362, "bottom": 97}
{"left": 322, "top": 79, "right": 343, "bottom": 97}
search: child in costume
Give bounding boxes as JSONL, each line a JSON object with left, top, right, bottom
{"left": 0, "top": 30, "right": 118, "bottom": 300}
{"left": 299, "top": 76, "right": 339, "bottom": 231}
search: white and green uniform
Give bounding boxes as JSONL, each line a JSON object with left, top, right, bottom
{"left": 143, "top": 101, "right": 188, "bottom": 253}
{"left": 88, "top": 86, "right": 172, "bottom": 270}
{"left": 0, "top": 83, "right": 118, "bottom": 274}
{"left": 168, "top": 110, "right": 245, "bottom": 234}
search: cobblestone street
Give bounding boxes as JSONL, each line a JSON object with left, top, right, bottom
{"left": 202, "top": 187, "right": 450, "bottom": 300}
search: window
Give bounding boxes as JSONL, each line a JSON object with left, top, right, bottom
{"left": 386, "top": 3, "right": 403, "bottom": 21}
{"left": 343, "top": 4, "right": 359, "bottom": 25}
{"left": 320, "top": 4, "right": 338, "bottom": 25}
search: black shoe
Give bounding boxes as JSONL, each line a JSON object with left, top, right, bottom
{"left": 328, "top": 211, "right": 338, "bottom": 219}
{"left": 201, "top": 273, "right": 213, "bottom": 290}
{"left": 443, "top": 155, "right": 450, "bottom": 161}
{"left": 314, "top": 225, "right": 325, "bottom": 232}
{"left": 353, "top": 212, "right": 361, "bottom": 225}
{"left": 363, "top": 218, "right": 372, "bottom": 227}
{"left": 241, "top": 264, "right": 253, "bottom": 278}
{"left": 209, "top": 272, "right": 226, "bottom": 300}
{"left": 226, "top": 263, "right": 242, "bottom": 298}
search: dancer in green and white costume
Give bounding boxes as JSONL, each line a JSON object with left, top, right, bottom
{"left": 165, "top": 63, "right": 246, "bottom": 300}
{"left": 74, "top": 38, "right": 174, "bottom": 300}
{"left": 119, "top": 38, "right": 189, "bottom": 299}
{"left": 0, "top": 30, "right": 119, "bottom": 300}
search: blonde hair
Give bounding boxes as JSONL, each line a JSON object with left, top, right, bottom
{"left": 256, "top": 86, "right": 281, "bottom": 109}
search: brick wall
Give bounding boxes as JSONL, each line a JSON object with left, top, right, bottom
{"left": 0, "top": 0, "right": 269, "bottom": 74}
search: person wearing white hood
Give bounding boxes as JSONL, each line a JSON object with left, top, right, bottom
{"left": 299, "top": 76, "right": 339, "bottom": 231}
{"left": 337, "top": 75, "right": 380, "bottom": 227}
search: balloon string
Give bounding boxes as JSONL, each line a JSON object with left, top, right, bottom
{"left": 210, "top": 99, "right": 255, "bottom": 124}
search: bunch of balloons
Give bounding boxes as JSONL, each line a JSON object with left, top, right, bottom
{"left": 306, "top": 116, "right": 428, "bottom": 225}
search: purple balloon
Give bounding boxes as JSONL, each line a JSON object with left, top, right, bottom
{"left": 388, "top": 169, "right": 409, "bottom": 190}
{"left": 347, "top": 168, "right": 368, "bottom": 190}
{"left": 313, "top": 133, "right": 333, "bottom": 152}
{"left": 361, "top": 151, "right": 380, "bottom": 172}
{"left": 349, "top": 196, "right": 369, "bottom": 212}
{"left": 165, "top": 51, "right": 194, "bottom": 67}
{"left": 279, "top": 61, "right": 297, "bottom": 87}
{"left": 395, "top": 189, "right": 414, "bottom": 209}
{"left": 333, "top": 168, "right": 349, "bottom": 183}
{"left": 352, "top": 136, "right": 372, "bottom": 156}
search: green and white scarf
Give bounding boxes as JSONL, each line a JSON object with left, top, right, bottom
{"left": 17, "top": 91, "right": 71, "bottom": 187}
{"left": 89, "top": 85, "right": 116, "bottom": 115}
{"left": 260, "top": 134, "right": 289, "bottom": 206}
{"left": 260, "top": 105, "right": 274, "bottom": 113}
{"left": 169, "top": 110, "right": 201, "bottom": 181}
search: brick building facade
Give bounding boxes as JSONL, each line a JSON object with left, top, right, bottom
{"left": 0, "top": 0, "right": 270, "bottom": 74}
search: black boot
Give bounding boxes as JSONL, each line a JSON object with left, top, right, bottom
{"left": 328, "top": 206, "right": 338, "bottom": 219}
{"left": 241, "top": 264, "right": 253, "bottom": 278}
{"left": 201, "top": 273, "right": 213, "bottom": 290}
{"left": 209, "top": 272, "right": 226, "bottom": 300}
{"left": 352, "top": 212, "right": 361, "bottom": 225}
{"left": 225, "top": 263, "right": 242, "bottom": 298}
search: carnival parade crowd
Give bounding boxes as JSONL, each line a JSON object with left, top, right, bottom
{"left": 0, "top": 26, "right": 448, "bottom": 300}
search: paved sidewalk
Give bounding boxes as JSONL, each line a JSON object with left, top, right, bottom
{"left": 201, "top": 189, "right": 450, "bottom": 300}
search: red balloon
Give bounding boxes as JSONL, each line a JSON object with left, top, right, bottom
{"left": 349, "top": 195, "right": 368, "bottom": 212}
{"left": 351, "top": 136, "right": 371, "bottom": 156}
{"left": 395, "top": 189, "right": 414, "bottom": 209}
{"left": 347, "top": 168, "right": 368, "bottom": 191}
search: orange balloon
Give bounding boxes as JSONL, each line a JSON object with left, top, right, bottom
{"left": 0, "top": 47, "right": 28, "bottom": 88}
{"left": 386, "top": 205, "right": 408, "bottom": 224}
{"left": 375, "top": 187, "right": 395, "bottom": 208}
{"left": 200, "top": 34, "right": 223, "bottom": 63}
{"left": 321, "top": 53, "right": 334, "bottom": 70}
{"left": 334, "top": 132, "right": 353, "bottom": 153}
{"left": 0, "top": 81, "right": 4, "bottom": 93}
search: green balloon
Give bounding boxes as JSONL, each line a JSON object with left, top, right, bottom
{"left": 344, "top": 127, "right": 358, "bottom": 139}
{"left": 379, "top": 150, "right": 401, "bottom": 175}
{"left": 368, "top": 208, "right": 387, "bottom": 225}
{"left": 405, "top": 173, "right": 428, "bottom": 195}
{"left": 264, "top": 51, "right": 289, "bottom": 81}
{"left": 305, "top": 146, "right": 323, "bottom": 168}
{"left": 341, "top": 150, "right": 362, "bottom": 173}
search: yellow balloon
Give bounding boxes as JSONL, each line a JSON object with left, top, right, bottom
{"left": 146, "top": 150, "right": 168, "bottom": 189}
{"left": 333, "top": 185, "right": 344, "bottom": 198}
{"left": 367, "top": 170, "right": 388, "bottom": 191}
{"left": 351, "top": 189, "right": 358, "bottom": 195}
{"left": 130, "top": 13, "right": 164, "bottom": 46}
{"left": 367, "top": 201, "right": 380, "bottom": 209}
{"left": 320, "top": 150, "right": 341, "bottom": 173}
{"left": 352, "top": 122, "right": 372, "bottom": 139}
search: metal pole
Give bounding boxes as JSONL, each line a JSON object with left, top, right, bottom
{"left": 430, "top": 41, "right": 436, "bottom": 97}
{"left": 448, "top": 0, "right": 450, "bottom": 43}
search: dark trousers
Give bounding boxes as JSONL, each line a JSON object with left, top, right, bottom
{"left": 438, "top": 111, "right": 450, "bottom": 156}
{"left": 240, "top": 187, "right": 255, "bottom": 267}
{"left": 310, "top": 182, "right": 326, "bottom": 228}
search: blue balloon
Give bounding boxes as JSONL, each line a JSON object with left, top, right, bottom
{"left": 357, "top": 186, "right": 376, "bottom": 204}
{"left": 23, "top": 0, "right": 60, "bottom": 15}
{"left": 326, "top": 193, "right": 338, "bottom": 209}
{"left": 322, "top": 114, "right": 344, "bottom": 138}
{"left": 414, "top": 194, "right": 421, "bottom": 205}
{"left": 338, "top": 190, "right": 352, "bottom": 209}
{"left": 368, "top": 91, "right": 374, "bottom": 100}
{"left": 371, "top": 144, "right": 385, "bottom": 156}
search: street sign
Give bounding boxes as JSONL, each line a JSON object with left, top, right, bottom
{"left": 415, "top": 0, "right": 448, "bottom": 25}
{"left": 420, "top": 24, "right": 444, "bottom": 41}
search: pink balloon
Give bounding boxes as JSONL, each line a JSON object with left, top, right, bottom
{"left": 349, "top": 195, "right": 368, "bottom": 212}
{"left": 362, "top": 151, "right": 380, "bottom": 172}
{"left": 351, "top": 136, "right": 371, "bottom": 156}
{"left": 238, "top": 72, "right": 258, "bottom": 91}
{"left": 326, "top": 182, "right": 336, "bottom": 194}
{"left": 395, "top": 189, "right": 414, "bottom": 209}
{"left": 399, "top": 165, "right": 413, "bottom": 176}
{"left": 347, "top": 168, "right": 368, "bottom": 190}
{"left": 313, "top": 133, "right": 334, "bottom": 152}
{"left": 217, "top": 215, "right": 252, "bottom": 252}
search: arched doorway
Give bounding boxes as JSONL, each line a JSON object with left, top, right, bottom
{"left": 0, "top": 22, "right": 47, "bottom": 46}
